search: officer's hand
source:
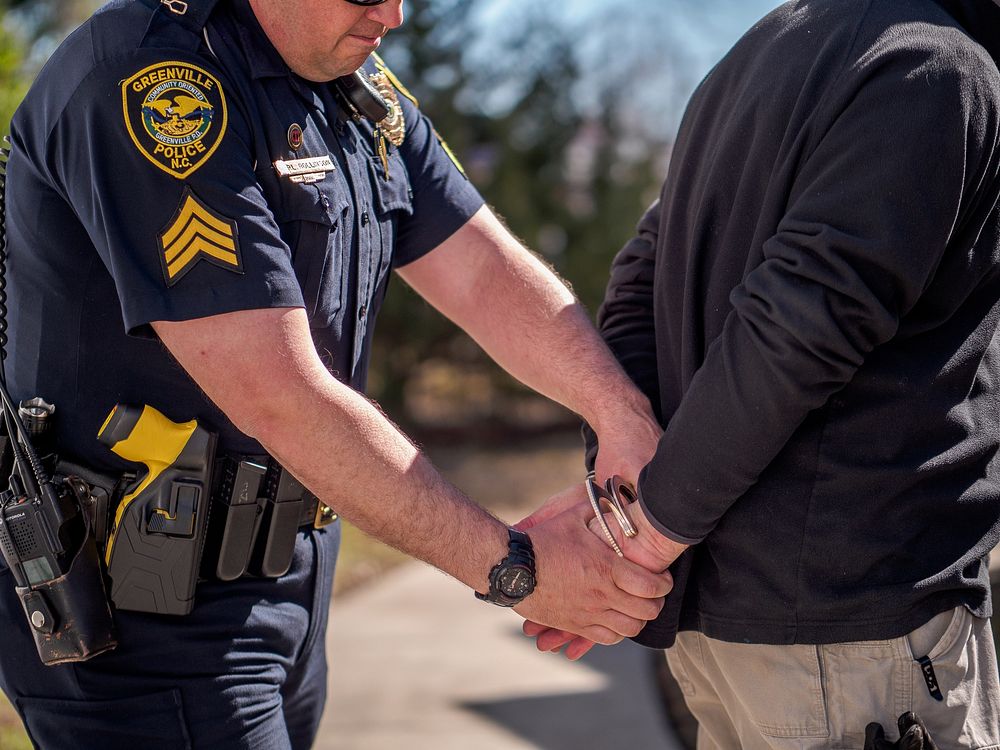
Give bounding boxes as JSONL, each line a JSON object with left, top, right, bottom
{"left": 592, "top": 405, "right": 662, "bottom": 492}
{"left": 521, "top": 498, "right": 687, "bottom": 660}
{"left": 512, "top": 486, "right": 612, "bottom": 662}
{"left": 513, "top": 501, "right": 672, "bottom": 648}
{"left": 864, "top": 713, "right": 939, "bottom": 750}
{"left": 513, "top": 484, "right": 589, "bottom": 532}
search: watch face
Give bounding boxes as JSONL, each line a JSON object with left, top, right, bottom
{"left": 497, "top": 564, "right": 536, "bottom": 598}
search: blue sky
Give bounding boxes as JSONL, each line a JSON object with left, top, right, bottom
{"left": 462, "top": 0, "right": 786, "bottom": 134}
{"left": 480, "top": 0, "right": 785, "bottom": 67}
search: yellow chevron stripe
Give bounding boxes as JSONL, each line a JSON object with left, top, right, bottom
{"left": 167, "top": 236, "right": 239, "bottom": 279}
{"left": 162, "top": 195, "right": 233, "bottom": 248}
{"left": 158, "top": 188, "right": 241, "bottom": 285}
{"left": 164, "top": 220, "right": 235, "bottom": 265}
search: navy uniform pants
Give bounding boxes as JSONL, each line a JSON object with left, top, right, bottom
{"left": 0, "top": 523, "right": 341, "bottom": 750}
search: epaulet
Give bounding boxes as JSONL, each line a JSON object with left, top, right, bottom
{"left": 371, "top": 53, "right": 419, "bottom": 108}
{"left": 141, "top": 0, "right": 223, "bottom": 50}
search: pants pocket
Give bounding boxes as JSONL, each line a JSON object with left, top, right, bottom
{"left": 907, "top": 607, "right": 964, "bottom": 664}
{"left": 665, "top": 646, "right": 696, "bottom": 698}
{"left": 906, "top": 607, "right": 1000, "bottom": 749}
{"left": 710, "top": 640, "right": 830, "bottom": 739}
{"left": 18, "top": 688, "right": 192, "bottom": 750}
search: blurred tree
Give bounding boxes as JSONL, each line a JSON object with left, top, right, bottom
{"left": 371, "top": 0, "right": 679, "bottom": 430}
{"left": 5, "top": 0, "right": 94, "bottom": 72}
{"left": 1, "top": 0, "right": 96, "bottom": 132}
{"left": 0, "top": 26, "right": 27, "bottom": 135}
{"left": 0, "top": 1, "right": 30, "bottom": 133}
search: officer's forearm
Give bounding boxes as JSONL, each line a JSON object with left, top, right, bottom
{"left": 398, "top": 207, "right": 657, "bottom": 439}
{"left": 259, "top": 375, "right": 512, "bottom": 590}
{"left": 154, "top": 308, "right": 670, "bottom": 644}
{"left": 153, "top": 309, "right": 508, "bottom": 591}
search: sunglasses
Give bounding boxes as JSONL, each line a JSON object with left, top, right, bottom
{"left": 344, "top": 0, "right": 388, "bottom": 5}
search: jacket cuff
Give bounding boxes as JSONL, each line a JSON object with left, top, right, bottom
{"left": 636, "top": 485, "right": 705, "bottom": 546}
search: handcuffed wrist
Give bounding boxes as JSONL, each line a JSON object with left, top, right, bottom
{"left": 635, "top": 487, "right": 704, "bottom": 546}
{"left": 584, "top": 393, "right": 655, "bottom": 440}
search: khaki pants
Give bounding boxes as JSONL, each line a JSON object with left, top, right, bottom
{"left": 665, "top": 607, "right": 1000, "bottom": 749}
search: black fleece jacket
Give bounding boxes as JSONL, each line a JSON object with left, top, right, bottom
{"left": 597, "top": 0, "right": 1000, "bottom": 645}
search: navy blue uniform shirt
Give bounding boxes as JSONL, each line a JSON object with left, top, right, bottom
{"left": 5, "top": 0, "right": 483, "bottom": 471}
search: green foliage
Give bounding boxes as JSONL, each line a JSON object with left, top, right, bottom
{"left": 0, "top": 692, "right": 28, "bottom": 749}
{"left": 0, "top": 7, "right": 29, "bottom": 135}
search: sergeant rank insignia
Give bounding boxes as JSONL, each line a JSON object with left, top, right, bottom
{"left": 158, "top": 188, "right": 242, "bottom": 286}
{"left": 122, "top": 61, "right": 228, "bottom": 179}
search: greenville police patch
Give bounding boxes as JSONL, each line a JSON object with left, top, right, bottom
{"left": 122, "top": 61, "right": 228, "bottom": 180}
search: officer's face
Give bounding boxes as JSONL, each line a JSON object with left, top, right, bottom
{"left": 250, "top": 0, "right": 404, "bottom": 82}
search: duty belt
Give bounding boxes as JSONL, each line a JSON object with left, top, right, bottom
{"left": 56, "top": 454, "right": 337, "bottom": 585}
{"left": 204, "top": 455, "right": 338, "bottom": 581}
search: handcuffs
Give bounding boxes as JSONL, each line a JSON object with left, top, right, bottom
{"left": 584, "top": 472, "right": 638, "bottom": 557}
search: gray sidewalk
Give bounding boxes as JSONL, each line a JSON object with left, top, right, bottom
{"left": 316, "top": 561, "right": 683, "bottom": 750}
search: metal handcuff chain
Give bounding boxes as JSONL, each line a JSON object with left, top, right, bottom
{"left": 584, "top": 472, "right": 638, "bottom": 559}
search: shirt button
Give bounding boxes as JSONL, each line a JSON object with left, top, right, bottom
{"left": 358, "top": 305, "right": 367, "bottom": 320}
{"left": 321, "top": 196, "right": 330, "bottom": 209}
{"left": 361, "top": 211, "right": 370, "bottom": 227}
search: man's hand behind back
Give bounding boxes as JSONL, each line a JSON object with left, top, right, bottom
{"left": 512, "top": 501, "right": 673, "bottom": 645}
{"left": 519, "top": 485, "right": 687, "bottom": 659}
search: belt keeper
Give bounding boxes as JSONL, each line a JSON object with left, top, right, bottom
{"left": 313, "top": 497, "right": 338, "bottom": 528}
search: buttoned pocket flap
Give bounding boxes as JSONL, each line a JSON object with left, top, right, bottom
{"left": 368, "top": 152, "right": 413, "bottom": 217}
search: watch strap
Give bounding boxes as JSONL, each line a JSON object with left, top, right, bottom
{"left": 506, "top": 528, "right": 534, "bottom": 565}
{"left": 475, "top": 528, "right": 536, "bottom": 606}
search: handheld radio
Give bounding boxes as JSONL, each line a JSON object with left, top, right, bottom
{"left": 334, "top": 70, "right": 391, "bottom": 123}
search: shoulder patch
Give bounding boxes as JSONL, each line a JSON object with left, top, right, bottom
{"left": 122, "top": 61, "right": 228, "bottom": 180}
{"left": 158, "top": 187, "right": 242, "bottom": 286}
{"left": 434, "top": 128, "right": 468, "bottom": 178}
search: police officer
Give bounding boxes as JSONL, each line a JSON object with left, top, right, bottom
{"left": 0, "top": 0, "right": 669, "bottom": 747}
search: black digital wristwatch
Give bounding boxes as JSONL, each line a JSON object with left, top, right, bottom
{"left": 476, "top": 528, "right": 537, "bottom": 607}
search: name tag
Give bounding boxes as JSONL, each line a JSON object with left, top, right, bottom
{"left": 274, "top": 155, "right": 336, "bottom": 184}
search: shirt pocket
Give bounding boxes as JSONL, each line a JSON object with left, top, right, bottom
{"left": 367, "top": 150, "right": 413, "bottom": 281}
{"left": 368, "top": 149, "right": 414, "bottom": 216}
{"left": 277, "top": 180, "right": 350, "bottom": 330}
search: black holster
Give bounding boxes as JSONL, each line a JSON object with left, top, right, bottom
{"left": 15, "top": 527, "right": 116, "bottom": 665}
